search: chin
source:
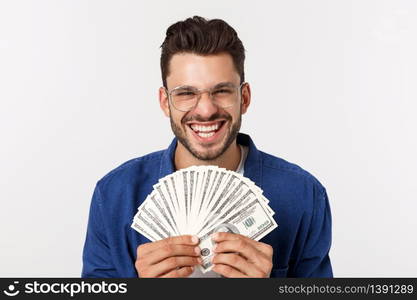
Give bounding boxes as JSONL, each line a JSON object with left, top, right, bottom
{"left": 190, "top": 143, "right": 228, "bottom": 161}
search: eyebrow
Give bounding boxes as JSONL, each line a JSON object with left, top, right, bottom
{"left": 213, "top": 82, "right": 236, "bottom": 89}
{"left": 174, "top": 82, "right": 236, "bottom": 90}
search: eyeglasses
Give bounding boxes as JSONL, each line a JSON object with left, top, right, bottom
{"left": 165, "top": 82, "right": 245, "bottom": 112}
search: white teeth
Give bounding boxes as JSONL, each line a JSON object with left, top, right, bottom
{"left": 197, "top": 132, "right": 215, "bottom": 138}
{"left": 191, "top": 123, "right": 220, "bottom": 132}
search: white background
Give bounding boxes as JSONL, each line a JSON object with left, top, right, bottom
{"left": 0, "top": 0, "right": 416, "bottom": 277}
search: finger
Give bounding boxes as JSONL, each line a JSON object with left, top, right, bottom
{"left": 142, "top": 244, "right": 201, "bottom": 266}
{"left": 137, "top": 235, "right": 199, "bottom": 257}
{"left": 214, "top": 241, "right": 273, "bottom": 277}
{"left": 257, "top": 242, "right": 273, "bottom": 258}
{"left": 213, "top": 239, "right": 262, "bottom": 263}
{"left": 160, "top": 266, "right": 195, "bottom": 278}
{"left": 212, "top": 253, "right": 264, "bottom": 277}
{"left": 149, "top": 256, "right": 201, "bottom": 277}
{"left": 212, "top": 232, "right": 259, "bottom": 249}
{"left": 212, "top": 264, "right": 249, "bottom": 278}
{"left": 212, "top": 232, "right": 273, "bottom": 257}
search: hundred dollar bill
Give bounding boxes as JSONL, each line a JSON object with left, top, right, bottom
{"left": 132, "top": 210, "right": 168, "bottom": 241}
{"left": 131, "top": 165, "right": 279, "bottom": 272}
{"left": 153, "top": 183, "right": 180, "bottom": 235}
{"left": 131, "top": 220, "right": 158, "bottom": 242}
{"left": 197, "top": 197, "right": 278, "bottom": 273}
{"left": 198, "top": 179, "right": 250, "bottom": 232}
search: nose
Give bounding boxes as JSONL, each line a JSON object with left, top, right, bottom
{"left": 192, "top": 90, "right": 219, "bottom": 116}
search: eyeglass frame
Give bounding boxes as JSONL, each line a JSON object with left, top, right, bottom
{"left": 164, "top": 82, "right": 246, "bottom": 112}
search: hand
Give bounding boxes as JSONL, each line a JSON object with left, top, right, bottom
{"left": 211, "top": 232, "right": 273, "bottom": 278}
{"left": 135, "top": 235, "right": 202, "bottom": 278}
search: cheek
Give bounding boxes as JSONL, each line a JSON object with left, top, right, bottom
{"left": 228, "top": 109, "right": 241, "bottom": 124}
{"left": 171, "top": 112, "right": 186, "bottom": 127}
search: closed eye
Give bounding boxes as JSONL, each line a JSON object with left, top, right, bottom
{"left": 176, "top": 91, "right": 196, "bottom": 96}
{"left": 213, "top": 89, "right": 233, "bottom": 95}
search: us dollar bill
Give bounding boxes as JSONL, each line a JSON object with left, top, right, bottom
{"left": 130, "top": 165, "right": 279, "bottom": 274}
{"left": 197, "top": 197, "right": 278, "bottom": 273}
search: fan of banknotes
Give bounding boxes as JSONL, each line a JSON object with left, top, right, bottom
{"left": 131, "top": 165, "right": 278, "bottom": 273}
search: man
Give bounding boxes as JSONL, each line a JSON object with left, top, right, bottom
{"left": 82, "top": 16, "right": 333, "bottom": 278}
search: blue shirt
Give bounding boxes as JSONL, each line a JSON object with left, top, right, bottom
{"left": 81, "top": 133, "right": 333, "bottom": 278}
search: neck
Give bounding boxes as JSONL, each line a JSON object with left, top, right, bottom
{"left": 174, "top": 140, "right": 241, "bottom": 171}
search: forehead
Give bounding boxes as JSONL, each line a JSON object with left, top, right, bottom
{"left": 166, "top": 52, "right": 240, "bottom": 89}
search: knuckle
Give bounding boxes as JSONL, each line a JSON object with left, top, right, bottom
{"left": 211, "top": 255, "right": 218, "bottom": 264}
{"left": 222, "top": 265, "right": 233, "bottom": 276}
{"left": 134, "top": 260, "right": 141, "bottom": 271}
{"left": 173, "top": 256, "right": 180, "bottom": 267}
{"left": 168, "top": 236, "right": 178, "bottom": 244}
{"left": 172, "top": 269, "right": 181, "bottom": 277}
{"left": 237, "top": 239, "right": 246, "bottom": 249}
{"left": 257, "top": 260, "right": 272, "bottom": 277}
{"left": 166, "top": 270, "right": 177, "bottom": 278}
{"left": 236, "top": 233, "right": 246, "bottom": 240}
{"left": 264, "top": 258, "right": 273, "bottom": 269}
{"left": 182, "top": 235, "right": 192, "bottom": 244}
{"left": 177, "top": 236, "right": 185, "bottom": 244}
{"left": 139, "top": 266, "right": 150, "bottom": 277}
{"left": 186, "top": 246, "right": 195, "bottom": 255}
{"left": 163, "top": 237, "right": 173, "bottom": 246}
{"left": 135, "top": 258, "right": 146, "bottom": 270}
{"left": 266, "top": 260, "right": 273, "bottom": 271}
{"left": 265, "top": 244, "right": 273, "bottom": 256}
{"left": 135, "top": 259, "right": 152, "bottom": 277}
{"left": 217, "top": 232, "right": 226, "bottom": 240}
{"left": 162, "top": 244, "right": 173, "bottom": 254}
{"left": 230, "top": 254, "right": 239, "bottom": 264}
{"left": 179, "top": 267, "right": 193, "bottom": 277}
{"left": 254, "top": 251, "right": 263, "bottom": 262}
{"left": 167, "top": 256, "right": 179, "bottom": 268}
{"left": 137, "top": 243, "right": 148, "bottom": 256}
{"left": 213, "top": 243, "right": 222, "bottom": 253}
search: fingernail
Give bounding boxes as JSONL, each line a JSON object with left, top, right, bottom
{"left": 194, "top": 247, "right": 201, "bottom": 255}
{"left": 212, "top": 244, "right": 217, "bottom": 252}
{"left": 191, "top": 235, "right": 199, "bottom": 244}
{"left": 197, "top": 257, "right": 203, "bottom": 264}
{"left": 211, "top": 255, "right": 216, "bottom": 263}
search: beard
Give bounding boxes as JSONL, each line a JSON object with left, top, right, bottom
{"left": 170, "top": 108, "right": 242, "bottom": 161}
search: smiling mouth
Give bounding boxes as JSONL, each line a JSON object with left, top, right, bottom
{"left": 187, "top": 120, "right": 226, "bottom": 138}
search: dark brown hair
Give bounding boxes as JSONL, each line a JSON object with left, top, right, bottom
{"left": 160, "top": 16, "right": 245, "bottom": 87}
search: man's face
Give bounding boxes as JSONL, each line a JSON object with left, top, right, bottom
{"left": 159, "top": 52, "right": 250, "bottom": 161}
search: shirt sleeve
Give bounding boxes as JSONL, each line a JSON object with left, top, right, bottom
{"left": 81, "top": 184, "right": 118, "bottom": 277}
{"left": 291, "top": 184, "right": 333, "bottom": 277}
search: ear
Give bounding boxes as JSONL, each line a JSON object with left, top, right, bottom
{"left": 159, "top": 87, "right": 170, "bottom": 117}
{"left": 240, "top": 83, "right": 251, "bottom": 115}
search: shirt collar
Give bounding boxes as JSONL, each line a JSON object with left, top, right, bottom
{"left": 159, "top": 132, "right": 262, "bottom": 187}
